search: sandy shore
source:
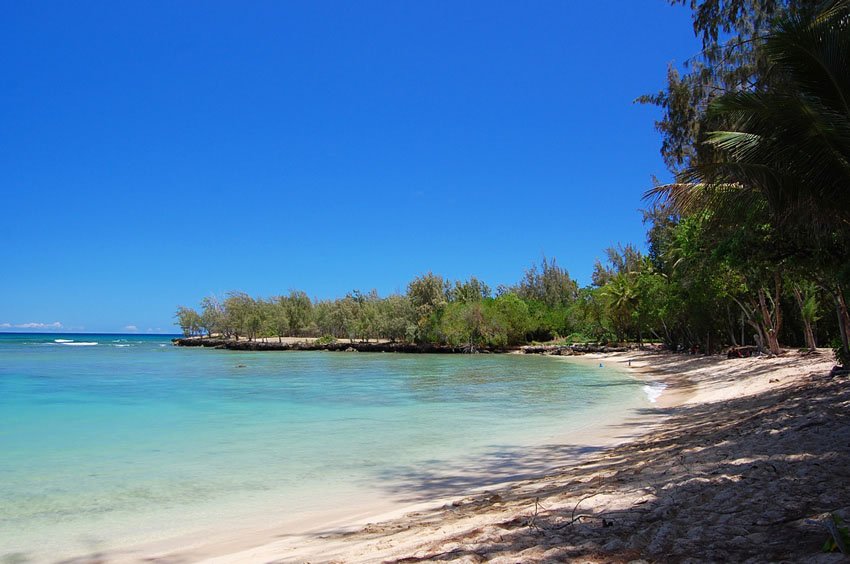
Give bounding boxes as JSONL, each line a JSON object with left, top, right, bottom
{"left": 174, "top": 349, "right": 847, "bottom": 563}
{"left": 98, "top": 349, "right": 847, "bottom": 563}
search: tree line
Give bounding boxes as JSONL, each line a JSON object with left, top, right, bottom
{"left": 175, "top": 258, "right": 582, "bottom": 349}
{"left": 639, "top": 0, "right": 850, "bottom": 364}
{"left": 175, "top": 229, "right": 845, "bottom": 358}
{"left": 177, "top": 0, "right": 850, "bottom": 365}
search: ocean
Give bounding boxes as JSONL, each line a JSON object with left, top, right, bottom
{"left": 0, "top": 333, "right": 657, "bottom": 562}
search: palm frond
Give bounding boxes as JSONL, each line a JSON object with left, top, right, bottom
{"left": 646, "top": 0, "right": 850, "bottom": 240}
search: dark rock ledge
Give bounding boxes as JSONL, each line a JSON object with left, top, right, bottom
{"left": 173, "top": 338, "right": 625, "bottom": 355}
{"left": 173, "top": 338, "right": 491, "bottom": 353}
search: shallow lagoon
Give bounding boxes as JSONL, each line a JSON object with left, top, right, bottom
{"left": 0, "top": 334, "right": 653, "bottom": 562}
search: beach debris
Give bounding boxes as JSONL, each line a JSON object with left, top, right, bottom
{"left": 527, "top": 497, "right": 542, "bottom": 531}
{"left": 727, "top": 345, "right": 759, "bottom": 358}
{"left": 807, "top": 513, "right": 850, "bottom": 554}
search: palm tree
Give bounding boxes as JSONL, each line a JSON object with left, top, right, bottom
{"left": 649, "top": 0, "right": 850, "bottom": 363}
{"left": 653, "top": 1, "right": 850, "bottom": 226}
{"left": 604, "top": 272, "right": 639, "bottom": 343}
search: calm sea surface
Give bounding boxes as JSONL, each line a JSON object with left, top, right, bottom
{"left": 0, "top": 333, "right": 654, "bottom": 561}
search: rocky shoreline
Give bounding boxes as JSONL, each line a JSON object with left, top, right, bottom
{"left": 173, "top": 337, "right": 471, "bottom": 353}
{"left": 172, "top": 337, "right": 629, "bottom": 355}
{"left": 520, "top": 343, "right": 629, "bottom": 355}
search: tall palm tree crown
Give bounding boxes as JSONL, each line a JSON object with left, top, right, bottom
{"left": 652, "top": 0, "right": 850, "bottom": 234}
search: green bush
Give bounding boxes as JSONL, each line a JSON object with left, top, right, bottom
{"left": 566, "top": 332, "right": 589, "bottom": 344}
{"left": 315, "top": 335, "right": 337, "bottom": 345}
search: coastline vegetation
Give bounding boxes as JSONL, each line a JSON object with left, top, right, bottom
{"left": 176, "top": 0, "right": 850, "bottom": 367}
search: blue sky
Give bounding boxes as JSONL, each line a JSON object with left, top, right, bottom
{"left": 1, "top": 1, "right": 699, "bottom": 333}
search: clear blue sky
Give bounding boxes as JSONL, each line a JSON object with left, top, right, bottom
{"left": 1, "top": 1, "right": 699, "bottom": 333}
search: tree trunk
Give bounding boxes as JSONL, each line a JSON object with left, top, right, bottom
{"left": 726, "top": 304, "right": 738, "bottom": 347}
{"left": 747, "top": 318, "right": 767, "bottom": 354}
{"left": 753, "top": 331, "right": 765, "bottom": 353}
{"left": 660, "top": 319, "right": 673, "bottom": 349}
{"left": 757, "top": 275, "right": 783, "bottom": 356}
{"left": 793, "top": 286, "right": 817, "bottom": 351}
{"left": 732, "top": 295, "right": 771, "bottom": 353}
{"left": 835, "top": 287, "right": 850, "bottom": 365}
{"left": 803, "top": 322, "right": 817, "bottom": 351}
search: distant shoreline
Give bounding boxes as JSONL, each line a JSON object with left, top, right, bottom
{"left": 172, "top": 335, "right": 631, "bottom": 355}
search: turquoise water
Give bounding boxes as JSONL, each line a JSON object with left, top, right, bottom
{"left": 0, "top": 333, "right": 651, "bottom": 562}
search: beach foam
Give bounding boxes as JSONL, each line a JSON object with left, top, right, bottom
{"left": 643, "top": 382, "right": 667, "bottom": 403}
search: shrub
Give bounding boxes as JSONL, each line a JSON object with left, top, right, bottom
{"left": 315, "top": 335, "right": 337, "bottom": 345}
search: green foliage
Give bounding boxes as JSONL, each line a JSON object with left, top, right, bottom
{"left": 524, "top": 300, "right": 571, "bottom": 342}
{"left": 565, "top": 332, "right": 590, "bottom": 344}
{"left": 199, "top": 296, "right": 224, "bottom": 337}
{"left": 648, "top": 1, "right": 850, "bottom": 357}
{"left": 637, "top": 0, "right": 809, "bottom": 172}
{"left": 832, "top": 338, "right": 850, "bottom": 367}
{"left": 175, "top": 306, "right": 202, "bottom": 337}
{"left": 376, "top": 294, "right": 417, "bottom": 342}
{"left": 447, "top": 277, "right": 491, "bottom": 303}
{"left": 179, "top": 208, "right": 845, "bottom": 353}
{"left": 592, "top": 244, "right": 643, "bottom": 287}
{"left": 407, "top": 272, "right": 449, "bottom": 341}
{"left": 286, "top": 290, "right": 312, "bottom": 336}
{"left": 439, "top": 301, "right": 487, "bottom": 348}
{"left": 437, "top": 295, "right": 530, "bottom": 349}
{"left": 515, "top": 257, "right": 578, "bottom": 308}
{"left": 269, "top": 297, "right": 290, "bottom": 340}
{"left": 315, "top": 335, "right": 337, "bottom": 345}
{"left": 220, "top": 292, "right": 254, "bottom": 339}
{"left": 492, "top": 293, "right": 530, "bottom": 346}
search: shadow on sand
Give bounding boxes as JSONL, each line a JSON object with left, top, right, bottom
{"left": 355, "top": 361, "right": 850, "bottom": 562}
